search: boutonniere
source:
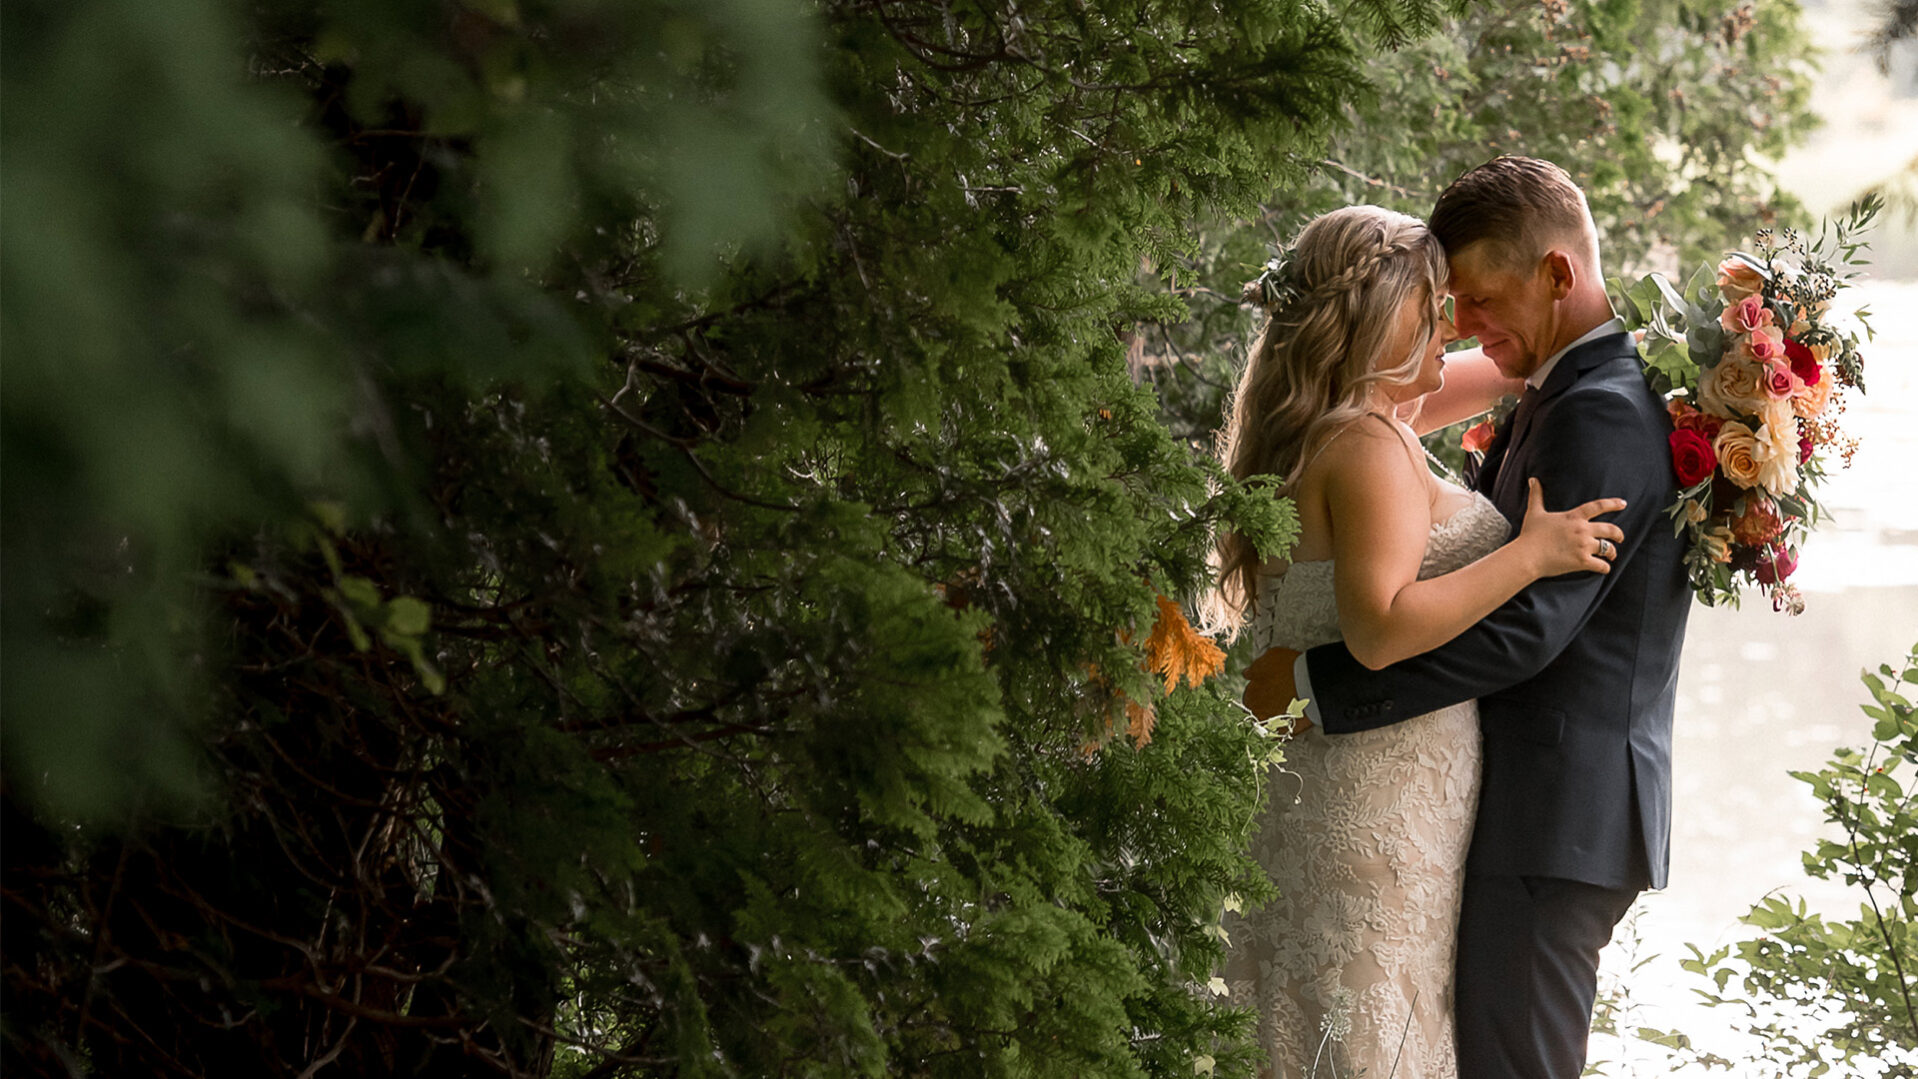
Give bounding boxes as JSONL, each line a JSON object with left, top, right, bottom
{"left": 1461, "top": 392, "right": 1521, "bottom": 465}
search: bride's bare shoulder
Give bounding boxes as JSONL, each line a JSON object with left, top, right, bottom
{"left": 1308, "top": 414, "right": 1424, "bottom": 491}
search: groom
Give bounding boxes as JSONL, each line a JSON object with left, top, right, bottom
{"left": 1247, "top": 156, "right": 1691, "bottom": 1078}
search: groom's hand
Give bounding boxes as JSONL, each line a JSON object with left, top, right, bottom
{"left": 1244, "top": 646, "right": 1310, "bottom": 733}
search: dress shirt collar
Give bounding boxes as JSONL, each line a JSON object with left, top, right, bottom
{"left": 1525, "top": 316, "right": 1626, "bottom": 390}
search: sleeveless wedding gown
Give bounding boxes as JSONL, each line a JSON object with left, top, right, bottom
{"left": 1222, "top": 493, "right": 1510, "bottom": 1079}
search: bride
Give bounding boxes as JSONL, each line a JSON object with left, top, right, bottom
{"left": 1212, "top": 206, "right": 1625, "bottom": 1078}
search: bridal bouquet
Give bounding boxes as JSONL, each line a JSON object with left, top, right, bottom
{"left": 1612, "top": 198, "right": 1877, "bottom": 614}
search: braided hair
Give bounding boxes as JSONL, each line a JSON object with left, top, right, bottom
{"left": 1210, "top": 206, "right": 1449, "bottom": 631}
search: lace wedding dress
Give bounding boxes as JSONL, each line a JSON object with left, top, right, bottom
{"left": 1223, "top": 493, "right": 1510, "bottom": 1079}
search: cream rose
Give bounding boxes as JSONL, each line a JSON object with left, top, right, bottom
{"left": 1700, "top": 358, "right": 1768, "bottom": 417}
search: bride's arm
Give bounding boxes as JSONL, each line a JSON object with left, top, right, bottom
{"left": 1399, "top": 346, "right": 1524, "bottom": 436}
{"left": 1322, "top": 422, "right": 1624, "bottom": 670}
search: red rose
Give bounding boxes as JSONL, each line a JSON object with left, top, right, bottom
{"left": 1669, "top": 429, "right": 1717, "bottom": 486}
{"left": 1784, "top": 339, "right": 1822, "bottom": 387}
{"left": 1757, "top": 543, "right": 1798, "bottom": 585}
{"left": 1798, "top": 434, "right": 1814, "bottom": 463}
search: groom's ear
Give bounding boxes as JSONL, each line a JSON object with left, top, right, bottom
{"left": 1541, "top": 249, "right": 1578, "bottom": 299}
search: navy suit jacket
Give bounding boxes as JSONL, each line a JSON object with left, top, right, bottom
{"left": 1305, "top": 331, "right": 1691, "bottom": 890}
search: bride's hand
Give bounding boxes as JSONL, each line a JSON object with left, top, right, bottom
{"left": 1518, "top": 477, "right": 1627, "bottom": 577}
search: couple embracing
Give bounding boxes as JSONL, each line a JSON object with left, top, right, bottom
{"left": 1216, "top": 157, "right": 1692, "bottom": 1078}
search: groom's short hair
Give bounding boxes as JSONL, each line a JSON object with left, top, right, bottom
{"left": 1430, "top": 156, "right": 1593, "bottom": 269}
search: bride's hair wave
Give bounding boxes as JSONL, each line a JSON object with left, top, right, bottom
{"left": 1210, "top": 205, "right": 1448, "bottom": 634}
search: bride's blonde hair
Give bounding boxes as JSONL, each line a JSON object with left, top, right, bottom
{"left": 1211, "top": 205, "right": 1448, "bottom": 632}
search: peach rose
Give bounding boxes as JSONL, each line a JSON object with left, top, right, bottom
{"left": 1719, "top": 294, "right": 1775, "bottom": 335}
{"left": 1717, "top": 257, "right": 1765, "bottom": 300}
{"left": 1792, "top": 366, "right": 1832, "bottom": 419}
{"left": 1714, "top": 421, "right": 1764, "bottom": 489}
{"left": 1700, "top": 358, "right": 1768, "bottom": 417}
{"left": 1684, "top": 499, "right": 1709, "bottom": 524}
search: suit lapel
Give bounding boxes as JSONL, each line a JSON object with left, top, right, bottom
{"left": 1489, "top": 332, "right": 1637, "bottom": 507}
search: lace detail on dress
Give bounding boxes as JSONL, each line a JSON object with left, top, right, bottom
{"left": 1224, "top": 494, "right": 1508, "bottom": 1079}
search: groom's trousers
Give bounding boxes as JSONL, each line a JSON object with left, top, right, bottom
{"left": 1454, "top": 873, "right": 1640, "bottom": 1079}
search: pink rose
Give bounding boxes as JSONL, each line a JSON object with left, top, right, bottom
{"left": 1761, "top": 362, "right": 1801, "bottom": 400}
{"left": 1746, "top": 324, "right": 1785, "bottom": 363}
{"left": 1719, "top": 294, "right": 1775, "bottom": 335}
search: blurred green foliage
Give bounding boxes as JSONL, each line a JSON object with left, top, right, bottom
{"left": 2, "top": 0, "right": 833, "bottom": 818}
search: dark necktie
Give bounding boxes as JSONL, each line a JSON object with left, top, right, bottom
{"left": 1468, "top": 385, "right": 1540, "bottom": 495}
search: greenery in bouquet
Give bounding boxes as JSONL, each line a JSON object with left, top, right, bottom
{"left": 1612, "top": 197, "right": 1879, "bottom": 614}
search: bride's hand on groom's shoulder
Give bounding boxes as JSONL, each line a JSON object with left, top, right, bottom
{"left": 1518, "top": 477, "right": 1628, "bottom": 578}
{"left": 1244, "top": 647, "right": 1311, "bottom": 734}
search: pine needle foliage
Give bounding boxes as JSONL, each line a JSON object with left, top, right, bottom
{"left": 5, "top": 1, "right": 1351, "bottom": 1076}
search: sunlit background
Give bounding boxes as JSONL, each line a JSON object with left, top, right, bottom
{"left": 1592, "top": 0, "right": 1918, "bottom": 1070}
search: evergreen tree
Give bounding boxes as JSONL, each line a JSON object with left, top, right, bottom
{"left": 4, "top": 1, "right": 1338, "bottom": 1075}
